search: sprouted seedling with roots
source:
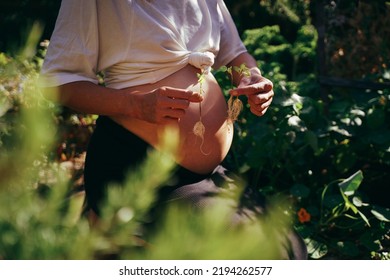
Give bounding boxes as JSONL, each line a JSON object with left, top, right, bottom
{"left": 221, "top": 63, "right": 251, "bottom": 122}
{"left": 192, "top": 69, "right": 208, "bottom": 154}
{"left": 192, "top": 64, "right": 251, "bottom": 154}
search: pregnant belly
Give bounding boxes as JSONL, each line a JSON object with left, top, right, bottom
{"left": 112, "top": 65, "right": 233, "bottom": 174}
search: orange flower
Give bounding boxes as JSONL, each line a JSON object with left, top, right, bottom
{"left": 297, "top": 208, "right": 311, "bottom": 223}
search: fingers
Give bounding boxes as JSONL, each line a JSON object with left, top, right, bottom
{"left": 152, "top": 87, "right": 202, "bottom": 124}
{"left": 248, "top": 90, "right": 274, "bottom": 105}
{"left": 249, "top": 105, "right": 269, "bottom": 117}
{"left": 230, "top": 80, "right": 273, "bottom": 96}
{"left": 159, "top": 87, "right": 203, "bottom": 102}
{"left": 159, "top": 108, "right": 186, "bottom": 119}
{"left": 160, "top": 97, "right": 190, "bottom": 109}
{"left": 248, "top": 94, "right": 273, "bottom": 116}
{"left": 228, "top": 76, "right": 274, "bottom": 117}
{"left": 157, "top": 87, "right": 203, "bottom": 109}
{"left": 154, "top": 107, "right": 186, "bottom": 124}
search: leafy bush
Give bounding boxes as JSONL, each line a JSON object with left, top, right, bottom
{"left": 215, "top": 21, "right": 390, "bottom": 259}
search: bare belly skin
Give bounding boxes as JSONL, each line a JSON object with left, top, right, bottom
{"left": 112, "top": 65, "right": 233, "bottom": 174}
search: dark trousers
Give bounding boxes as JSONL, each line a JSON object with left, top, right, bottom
{"left": 83, "top": 116, "right": 307, "bottom": 259}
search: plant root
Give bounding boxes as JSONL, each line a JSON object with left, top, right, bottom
{"left": 227, "top": 96, "right": 243, "bottom": 122}
{"left": 193, "top": 120, "right": 210, "bottom": 155}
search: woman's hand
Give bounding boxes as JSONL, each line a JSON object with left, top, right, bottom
{"left": 229, "top": 71, "right": 274, "bottom": 117}
{"left": 136, "top": 86, "right": 203, "bottom": 124}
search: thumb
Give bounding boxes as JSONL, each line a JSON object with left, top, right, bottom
{"left": 188, "top": 91, "right": 203, "bottom": 103}
{"left": 230, "top": 81, "right": 273, "bottom": 96}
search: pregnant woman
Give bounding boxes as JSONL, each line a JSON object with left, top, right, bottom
{"left": 40, "top": 0, "right": 306, "bottom": 259}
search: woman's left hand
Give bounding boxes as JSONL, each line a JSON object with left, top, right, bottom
{"left": 229, "top": 71, "right": 274, "bottom": 117}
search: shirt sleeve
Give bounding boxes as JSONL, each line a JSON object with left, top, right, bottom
{"left": 213, "top": 0, "right": 248, "bottom": 69}
{"left": 39, "top": 0, "right": 99, "bottom": 87}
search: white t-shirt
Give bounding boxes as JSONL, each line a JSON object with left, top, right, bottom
{"left": 40, "top": 0, "right": 247, "bottom": 89}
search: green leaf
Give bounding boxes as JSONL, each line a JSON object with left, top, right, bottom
{"left": 219, "top": 65, "right": 228, "bottom": 72}
{"left": 371, "top": 206, "right": 390, "bottom": 222}
{"left": 367, "top": 131, "right": 390, "bottom": 145}
{"left": 0, "top": 52, "right": 9, "bottom": 65}
{"left": 359, "top": 232, "right": 382, "bottom": 251}
{"left": 290, "top": 184, "right": 310, "bottom": 198}
{"left": 336, "top": 241, "right": 359, "bottom": 257}
{"left": 345, "top": 198, "right": 358, "bottom": 214}
{"left": 338, "top": 170, "right": 363, "bottom": 196}
{"left": 352, "top": 196, "right": 369, "bottom": 207}
{"left": 0, "top": 97, "right": 12, "bottom": 117}
{"left": 366, "top": 108, "right": 385, "bottom": 129}
{"left": 339, "top": 190, "right": 359, "bottom": 215}
{"left": 323, "top": 194, "right": 343, "bottom": 209}
{"left": 357, "top": 210, "right": 370, "bottom": 227}
{"left": 304, "top": 130, "right": 318, "bottom": 152}
{"left": 306, "top": 239, "right": 328, "bottom": 259}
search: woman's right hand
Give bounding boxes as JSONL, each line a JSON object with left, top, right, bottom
{"left": 135, "top": 86, "right": 203, "bottom": 125}
{"left": 50, "top": 81, "right": 202, "bottom": 126}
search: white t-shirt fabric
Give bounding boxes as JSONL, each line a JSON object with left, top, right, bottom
{"left": 40, "top": 0, "right": 247, "bottom": 89}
